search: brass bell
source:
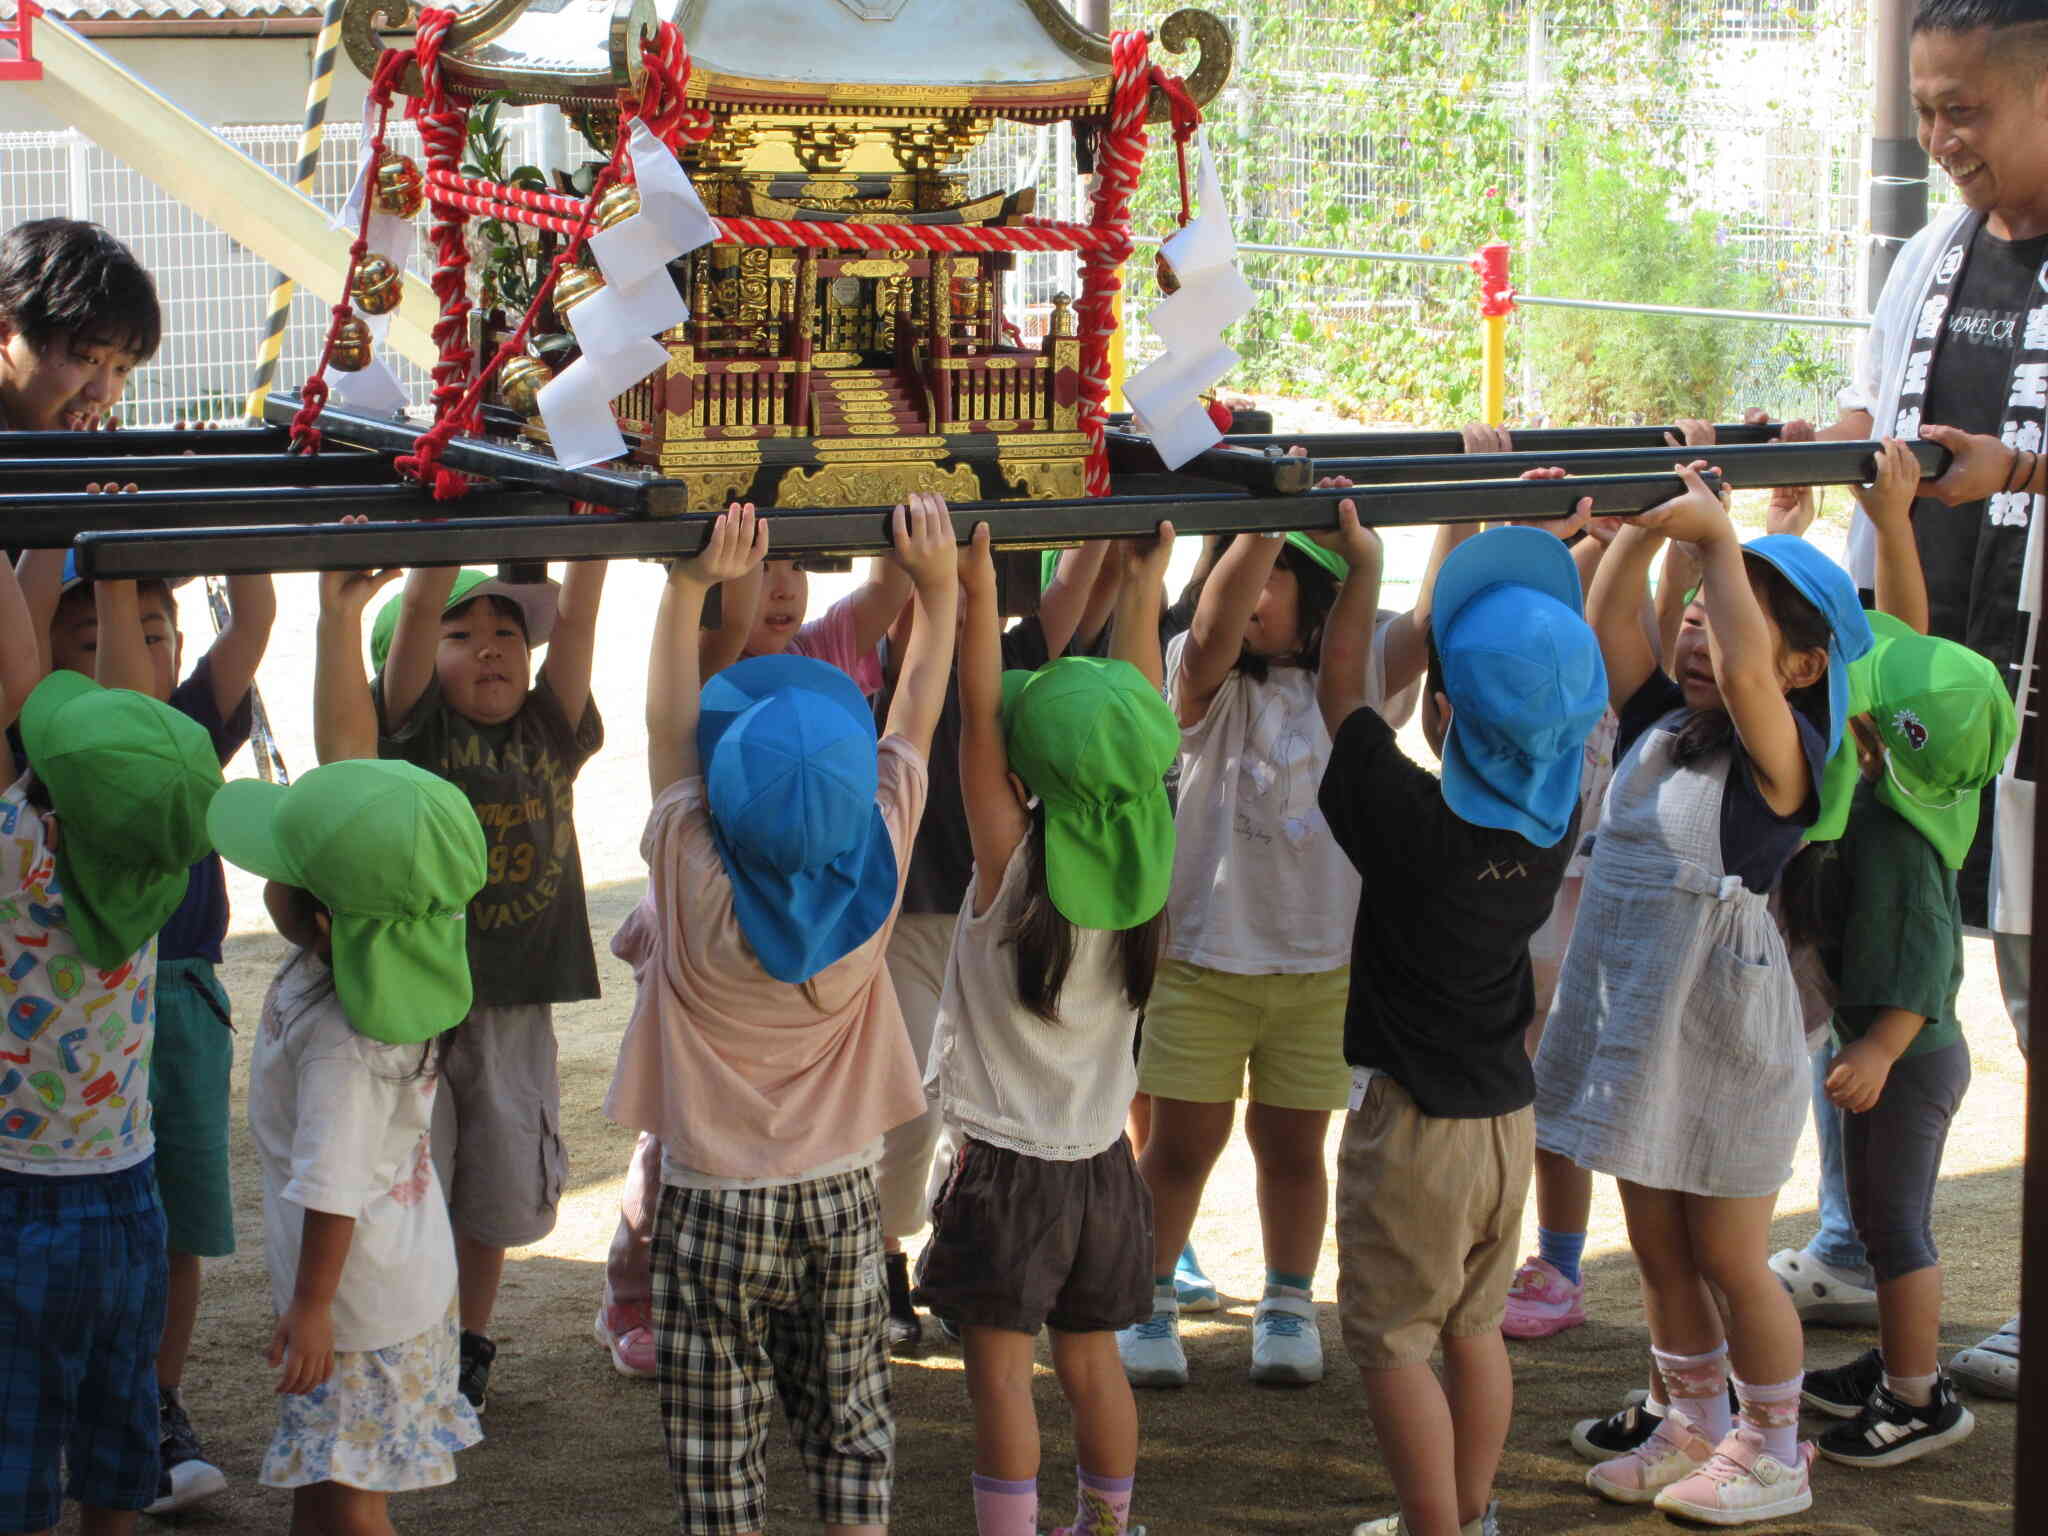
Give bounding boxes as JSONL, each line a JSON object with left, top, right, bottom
{"left": 497, "top": 353, "right": 552, "bottom": 417}
{"left": 372, "top": 152, "right": 425, "bottom": 219}
{"left": 330, "top": 316, "right": 373, "bottom": 372}
{"left": 351, "top": 253, "right": 403, "bottom": 317}
{"left": 551, "top": 263, "right": 605, "bottom": 318}
{"left": 592, "top": 183, "right": 641, "bottom": 230}
{"left": 1155, "top": 250, "right": 1181, "bottom": 295}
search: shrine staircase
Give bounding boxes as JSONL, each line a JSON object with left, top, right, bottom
{"left": 808, "top": 368, "right": 928, "bottom": 438}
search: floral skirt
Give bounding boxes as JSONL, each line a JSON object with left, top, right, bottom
{"left": 260, "top": 1302, "right": 482, "bottom": 1492}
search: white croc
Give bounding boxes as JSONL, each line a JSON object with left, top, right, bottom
{"left": 1768, "top": 1245, "right": 1880, "bottom": 1326}
{"left": 1949, "top": 1315, "right": 2020, "bottom": 1401}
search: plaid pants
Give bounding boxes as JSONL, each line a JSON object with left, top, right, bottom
{"left": 651, "top": 1167, "right": 893, "bottom": 1536}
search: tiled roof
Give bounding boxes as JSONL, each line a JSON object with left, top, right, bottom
{"left": 39, "top": 0, "right": 332, "bottom": 20}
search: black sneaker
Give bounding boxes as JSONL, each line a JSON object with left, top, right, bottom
{"left": 144, "top": 1387, "right": 227, "bottom": 1514}
{"left": 884, "top": 1251, "right": 924, "bottom": 1353}
{"left": 1570, "top": 1398, "right": 1664, "bottom": 1461}
{"left": 1818, "top": 1374, "right": 1976, "bottom": 1467}
{"left": 1802, "top": 1347, "right": 1884, "bottom": 1419}
{"left": 459, "top": 1331, "right": 496, "bottom": 1411}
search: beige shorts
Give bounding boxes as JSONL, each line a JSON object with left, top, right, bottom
{"left": 430, "top": 1002, "right": 566, "bottom": 1249}
{"left": 1137, "top": 959, "right": 1350, "bottom": 1111}
{"left": 1335, "top": 1074, "right": 1533, "bottom": 1369}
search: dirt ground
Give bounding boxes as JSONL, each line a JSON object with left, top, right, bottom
{"left": 99, "top": 432, "right": 2023, "bottom": 1535}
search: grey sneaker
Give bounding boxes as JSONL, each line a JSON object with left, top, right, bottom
{"left": 144, "top": 1387, "right": 226, "bottom": 1514}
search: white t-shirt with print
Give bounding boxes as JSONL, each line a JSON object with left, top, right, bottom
{"left": 248, "top": 952, "right": 456, "bottom": 1353}
{"left": 1163, "top": 627, "right": 1402, "bottom": 974}
{"left": 0, "top": 775, "right": 157, "bottom": 1177}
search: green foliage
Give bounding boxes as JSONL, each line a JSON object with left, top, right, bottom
{"left": 1524, "top": 135, "right": 1779, "bottom": 423}
{"left": 461, "top": 95, "right": 551, "bottom": 315}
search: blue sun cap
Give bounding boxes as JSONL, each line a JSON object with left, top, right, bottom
{"left": 1429, "top": 527, "right": 1607, "bottom": 848}
{"left": 696, "top": 654, "right": 898, "bottom": 984}
{"left": 1741, "top": 534, "right": 1874, "bottom": 760}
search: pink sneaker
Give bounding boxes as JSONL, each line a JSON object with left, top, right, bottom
{"left": 594, "top": 1303, "right": 658, "bottom": 1379}
{"left": 1653, "top": 1425, "right": 1813, "bottom": 1525}
{"left": 1586, "top": 1408, "right": 1715, "bottom": 1504}
{"left": 1502, "top": 1255, "right": 1585, "bottom": 1339}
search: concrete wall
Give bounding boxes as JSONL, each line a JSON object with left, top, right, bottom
{"left": 0, "top": 34, "right": 374, "bottom": 135}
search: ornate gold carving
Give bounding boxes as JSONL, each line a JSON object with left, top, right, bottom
{"left": 813, "top": 437, "right": 948, "bottom": 458}
{"left": 837, "top": 259, "right": 911, "bottom": 279}
{"left": 777, "top": 460, "right": 980, "bottom": 509}
{"left": 812, "top": 351, "right": 864, "bottom": 370}
{"left": 724, "top": 362, "right": 762, "bottom": 375}
{"left": 984, "top": 357, "right": 1020, "bottom": 371}
{"left": 848, "top": 424, "right": 902, "bottom": 435}
{"left": 998, "top": 454, "right": 1089, "bottom": 500}
{"left": 791, "top": 124, "right": 862, "bottom": 173}
{"left": 666, "top": 467, "right": 760, "bottom": 510}
{"left": 979, "top": 420, "right": 1020, "bottom": 433}
{"left": 1150, "top": 11, "right": 1233, "bottom": 122}
{"left": 889, "top": 119, "right": 989, "bottom": 173}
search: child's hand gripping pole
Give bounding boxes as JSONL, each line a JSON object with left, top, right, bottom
{"left": 649, "top": 505, "right": 769, "bottom": 797}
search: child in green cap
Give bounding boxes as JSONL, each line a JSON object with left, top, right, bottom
{"left": 0, "top": 593, "right": 226, "bottom": 1536}
{"left": 912, "top": 524, "right": 1180, "bottom": 1536}
{"left": 1787, "top": 614, "right": 2014, "bottom": 1469}
{"left": 349, "top": 553, "right": 608, "bottom": 1409}
{"left": 210, "top": 753, "right": 490, "bottom": 1531}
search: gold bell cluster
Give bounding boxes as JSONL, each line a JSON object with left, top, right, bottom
{"left": 351, "top": 253, "right": 403, "bottom": 317}
{"left": 330, "top": 315, "right": 374, "bottom": 372}
{"left": 496, "top": 352, "right": 553, "bottom": 417}
{"left": 372, "top": 152, "right": 426, "bottom": 219}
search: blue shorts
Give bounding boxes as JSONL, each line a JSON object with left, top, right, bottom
{"left": 0, "top": 1160, "right": 167, "bottom": 1529}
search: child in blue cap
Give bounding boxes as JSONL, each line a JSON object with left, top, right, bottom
{"left": 606, "top": 495, "right": 958, "bottom": 1536}
{"left": 1313, "top": 503, "right": 1606, "bottom": 1536}
{"left": 1535, "top": 462, "right": 1873, "bottom": 1526}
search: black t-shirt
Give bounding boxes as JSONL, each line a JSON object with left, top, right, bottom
{"left": 1914, "top": 225, "right": 2048, "bottom": 676}
{"left": 1318, "top": 706, "right": 1574, "bottom": 1119}
{"left": 376, "top": 672, "right": 604, "bottom": 1006}
{"left": 1614, "top": 674, "right": 1826, "bottom": 894}
{"left": 1910, "top": 224, "right": 2047, "bottom": 925}
{"left": 880, "top": 618, "right": 1052, "bottom": 916}
{"left": 159, "top": 653, "right": 255, "bottom": 965}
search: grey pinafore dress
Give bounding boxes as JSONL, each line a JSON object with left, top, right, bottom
{"left": 1533, "top": 713, "right": 1807, "bottom": 1199}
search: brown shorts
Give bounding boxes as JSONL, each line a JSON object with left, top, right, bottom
{"left": 430, "top": 1002, "right": 566, "bottom": 1249}
{"left": 1335, "top": 1074, "right": 1533, "bottom": 1370}
{"left": 914, "top": 1137, "right": 1153, "bottom": 1336}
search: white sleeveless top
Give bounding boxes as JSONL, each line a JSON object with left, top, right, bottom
{"left": 924, "top": 841, "right": 1139, "bottom": 1162}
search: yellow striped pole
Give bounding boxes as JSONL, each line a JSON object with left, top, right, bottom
{"left": 242, "top": 0, "right": 348, "bottom": 422}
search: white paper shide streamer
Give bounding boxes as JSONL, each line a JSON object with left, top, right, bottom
{"left": 1123, "top": 134, "right": 1254, "bottom": 470}
{"left": 539, "top": 118, "right": 718, "bottom": 469}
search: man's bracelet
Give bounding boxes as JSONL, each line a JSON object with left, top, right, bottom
{"left": 2005, "top": 446, "right": 2026, "bottom": 494}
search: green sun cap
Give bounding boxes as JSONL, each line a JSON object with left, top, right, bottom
{"left": 1284, "top": 531, "right": 1348, "bottom": 583}
{"left": 18, "top": 671, "right": 224, "bottom": 968}
{"left": 369, "top": 569, "right": 560, "bottom": 672}
{"left": 207, "top": 759, "right": 488, "bottom": 1043}
{"left": 998, "top": 657, "right": 1179, "bottom": 931}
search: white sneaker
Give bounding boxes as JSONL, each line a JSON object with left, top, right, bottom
{"left": 1249, "top": 1293, "right": 1323, "bottom": 1386}
{"left": 1117, "top": 1294, "right": 1187, "bottom": 1388}
{"left": 1349, "top": 1498, "right": 1498, "bottom": 1535}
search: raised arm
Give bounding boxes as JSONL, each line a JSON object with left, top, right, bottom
{"left": 91, "top": 581, "right": 154, "bottom": 694}
{"left": 1039, "top": 539, "right": 1111, "bottom": 658}
{"left": 697, "top": 560, "right": 763, "bottom": 679}
{"left": 1177, "top": 532, "right": 1281, "bottom": 726}
{"left": 649, "top": 506, "right": 767, "bottom": 798}
{"left": 1855, "top": 438, "right": 1930, "bottom": 633}
{"left": 842, "top": 556, "right": 916, "bottom": 662}
{"left": 880, "top": 493, "right": 962, "bottom": 757}
{"left": 538, "top": 559, "right": 609, "bottom": 727}
{"left": 956, "top": 524, "right": 1030, "bottom": 916}
{"left": 1641, "top": 463, "right": 1816, "bottom": 816}
{"left": 1112, "top": 521, "right": 1175, "bottom": 689}
{"left": 1589, "top": 521, "right": 1668, "bottom": 713}
{"left": 204, "top": 573, "right": 277, "bottom": 719}
{"left": 378, "top": 566, "right": 461, "bottom": 731}
{"left": 314, "top": 551, "right": 403, "bottom": 764}
{"left": 1316, "top": 499, "right": 1388, "bottom": 738}
{"left": 15, "top": 550, "right": 64, "bottom": 667}
{"left": 0, "top": 557, "right": 42, "bottom": 729}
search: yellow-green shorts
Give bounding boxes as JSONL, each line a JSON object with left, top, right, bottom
{"left": 1137, "top": 960, "right": 1351, "bottom": 1111}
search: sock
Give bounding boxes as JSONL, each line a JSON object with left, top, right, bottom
{"left": 1265, "top": 1268, "right": 1313, "bottom": 1300}
{"left": 971, "top": 1474, "right": 1037, "bottom": 1536}
{"left": 1652, "top": 1344, "right": 1733, "bottom": 1443}
{"left": 1068, "top": 1467, "right": 1134, "bottom": 1536}
{"left": 1883, "top": 1367, "right": 1938, "bottom": 1407}
{"left": 1734, "top": 1374, "right": 1803, "bottom": 1465}
{"left": 884, "top": 1251, "right": 914, "bottom": 1319}
{"left": 1537, "top": 1226, "right": 1587, "bottom": 1285}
